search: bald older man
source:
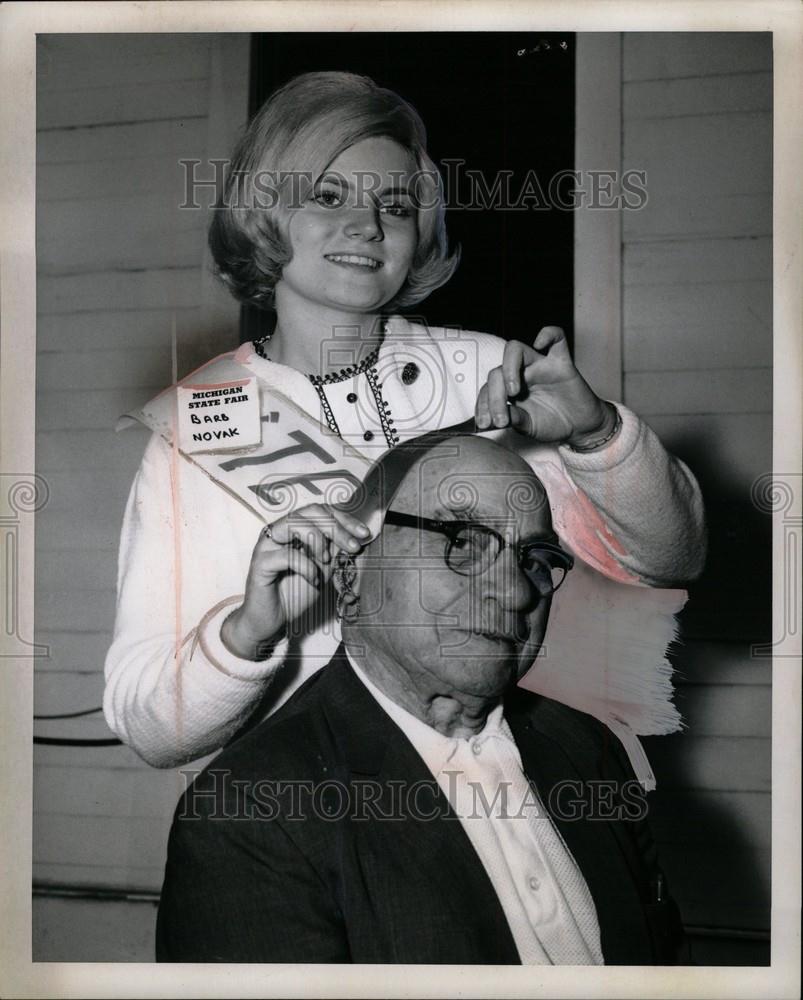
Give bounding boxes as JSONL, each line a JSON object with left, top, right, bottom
{"left": 156, "top": 436, "right": 684, "bottom": 965}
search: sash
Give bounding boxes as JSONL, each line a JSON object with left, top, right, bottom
{"left": 119, "top": 351, "right": 686, "bottom": 789}
{"left": 117, "top": 351, "right": 382, "bottom": 533}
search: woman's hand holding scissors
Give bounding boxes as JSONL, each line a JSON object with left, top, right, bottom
{"left": 220, "top": 505, "right": 371, "bottom": 660}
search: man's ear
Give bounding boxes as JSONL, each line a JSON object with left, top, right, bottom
{"left": 515, "top": 598, "right": 552, "bottom": 681}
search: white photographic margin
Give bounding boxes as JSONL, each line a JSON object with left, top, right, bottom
{"left": 1, "top": 2, "right": 800, "bottom": 998}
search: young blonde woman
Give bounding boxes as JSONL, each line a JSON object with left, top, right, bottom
{"left": 104, "top": 72, "right": 705, "bottom": 768}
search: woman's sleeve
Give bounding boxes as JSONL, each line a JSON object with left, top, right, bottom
{"left": 555, "top": 402, "right": 707, "bottom": 587}
{"left": 457, "top": 330, "right": 706, "bottom": 588}
{"left": 103, "top": 433, "right": 290, "bottom": 768}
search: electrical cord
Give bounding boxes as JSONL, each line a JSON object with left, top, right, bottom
{"left": 34, "top": 736, "right": 122, "bottom": 747}
{"left": 33, "top": 706, "right": 103, "bottom": 720}
{"left": 33, "top": 705, "right": 122, "bottom": 746}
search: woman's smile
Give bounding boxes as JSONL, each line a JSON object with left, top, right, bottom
{"left": 324, "top": 253, "right": 384, "bottom": 271}
{"left": 275, "top": 136, "right": 418, "bottom": 318}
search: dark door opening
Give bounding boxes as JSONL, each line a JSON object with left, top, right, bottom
{"left": 243, "top": 32, "right": 575, "bottom": 347}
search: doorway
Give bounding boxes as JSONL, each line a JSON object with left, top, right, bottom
{"left": 243, "top": 32, "right": 576, "bottom": 346}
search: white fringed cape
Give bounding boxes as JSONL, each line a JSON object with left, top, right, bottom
{"left": 519, "top": 560, "right": 685, "bottom": 791}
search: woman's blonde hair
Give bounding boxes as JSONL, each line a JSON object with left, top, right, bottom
{"left": 209, "top": 71, "right": 459, "bottom": 312}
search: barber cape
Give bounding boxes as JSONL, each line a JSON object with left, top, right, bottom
{"left": 118, "top": 348, "right": 686, "bottom": 790}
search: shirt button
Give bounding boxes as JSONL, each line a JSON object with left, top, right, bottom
{"left": 401, "top": 362, "right": 419, "bottom": 385}
{"left": 346, "top": 392, "right": 358, "bottom": 403}
{"left": 363, "top": 430, "right": 374, "bottom": 442}
{"left": 472, "top": 742, "right": 482, "bottom": 756}
{"left": 529, "top": 876, "right": 540, "bottom": 891}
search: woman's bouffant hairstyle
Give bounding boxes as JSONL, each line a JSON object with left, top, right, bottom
{"left": 208, "top": 71, "right": 459, "bottom": 312}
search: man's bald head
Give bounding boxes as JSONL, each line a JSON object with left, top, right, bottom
{"left": 389, "top": 435, "right": 549, "bottom": 527}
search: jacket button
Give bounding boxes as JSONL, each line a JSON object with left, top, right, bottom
{"left": 346, "top": 392, "right": 358, "bottom": 403}
{"left": 363, "top": 430, "right": 374, "bottom": 442}
{"left": 401, "top": 362, "right": 419, "bottom": 385}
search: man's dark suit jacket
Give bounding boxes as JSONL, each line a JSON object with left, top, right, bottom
{"left": 156, "top": 647, "right": 684, "bottom": 964}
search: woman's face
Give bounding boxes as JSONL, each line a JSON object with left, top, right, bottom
{"left": 277, "top": 137, "right": 419, "bottom": 316}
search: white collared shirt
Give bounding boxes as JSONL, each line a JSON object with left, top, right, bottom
{"left": 346, "top": 651, "right": 604, "bottom": 966}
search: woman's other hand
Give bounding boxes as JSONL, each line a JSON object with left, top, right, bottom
{"left": 474, "top": 326, "right": 618, "bottom": 447}
{"left": 220, "top": 505, "right": 371, "bottom": 660}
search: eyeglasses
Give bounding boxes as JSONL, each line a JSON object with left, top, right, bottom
{"left": 383, "top": 510, "right": 574, "bottom": 597}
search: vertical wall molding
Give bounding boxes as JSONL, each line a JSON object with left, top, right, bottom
{"left": 573, "top": 33, "right": 623, "bottom": 402}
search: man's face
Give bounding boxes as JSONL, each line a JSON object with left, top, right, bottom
{"left": 355, "top": 438, "right": 553, "bottom": 704}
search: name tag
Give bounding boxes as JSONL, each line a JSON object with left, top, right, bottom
{"left": 177, "top": 378, "right": 262, "bottom": 453}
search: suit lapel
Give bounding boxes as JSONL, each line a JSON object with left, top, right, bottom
{"left": 318, "top": 652, "right": 655, "bottom": 964}
{"left": 320, "top": 650, "right": 520, "bottom": 964}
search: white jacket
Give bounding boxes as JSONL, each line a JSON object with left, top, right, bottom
{"left": 104, "top": 319, "right": 706, "bottom": 767}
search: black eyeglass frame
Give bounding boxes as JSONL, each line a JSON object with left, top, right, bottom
{"left": 382, "top": 509, "right": 574, "bottom": 596}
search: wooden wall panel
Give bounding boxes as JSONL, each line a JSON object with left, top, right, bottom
{"left": 36, "top": 307, "right": 204, "bottom": 352}
{"left": 623, "top": 113, "right": 771, "bottom": 240}
{"left": 33, "top": 897, "right": 158, "bottom": 962}
{"left": 624, "top": 236, "right": 772, "bottom": 286}
{"left": 622, "top": 31, "right": 772, "bottom": 81}
{"left": 33, "top": 632, "right": 115, "bottom": 676}
{"left": 38, "top": 195, "right": 206, "bottom": 274}
{"left": 38, "top": 119, "right": 208, "bottom": 166}
{"left": 618, "top": 33, "right": 773, "bottom": 940}
{"left": 624, "top": 71, "right": 772, "bottom": 119}
{"left": 37, "top": 78, "right": 209, "bottom": 131}
{"left": 33, "top": 34, "right": 249, "bottom": 902}
{"left": 37, "top": 34, "right": 213, "bottom": 91}
{"left": 36, "top": 387, "right": 165, "bottom": 432}
{"left": 625, "top": 368, "right": 772, "bottom": 415}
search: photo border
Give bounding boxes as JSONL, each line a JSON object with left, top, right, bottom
{"left": 1, "top": 2, "right": 800, "bottom": 997}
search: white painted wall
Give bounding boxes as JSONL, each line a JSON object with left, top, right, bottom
{"left": 618, "top": 33, "right": 772, "bottom": 940}
{"left": 33, "top": 34, "right": 249, "bottom": 953}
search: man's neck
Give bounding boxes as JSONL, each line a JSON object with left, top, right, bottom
{"left": 344, "top": 639, "right": 498, "bottom": 740}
